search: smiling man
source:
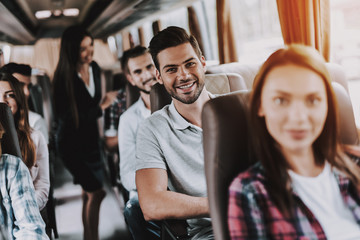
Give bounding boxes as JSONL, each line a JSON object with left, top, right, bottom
{"left": 135, "top": 27, "right": 214, "bottom": 239}
{"left": 117, "top": 46, "right": 159, "bottom": 239}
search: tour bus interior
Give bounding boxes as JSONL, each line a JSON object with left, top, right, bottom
{"left": 1, "top": 0, "right": 360, "bottom": 239}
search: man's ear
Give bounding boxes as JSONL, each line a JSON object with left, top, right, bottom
{"left": 200, "top": 56, "right": 207, "bottom": 73}
{"left": 126, "top": 73, "right": 135, "bottom": 86}
{"left": 156, "top": 69, "right": 163, "bottom": 85}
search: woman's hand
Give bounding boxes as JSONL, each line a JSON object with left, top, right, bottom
{"left": 100, "top": 91, "right": 118, "bottom": 110}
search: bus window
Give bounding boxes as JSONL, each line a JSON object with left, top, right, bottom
{"left": 331, "top": 0, "right": 360, "bottom": 127}
{"left": 231, "top": 0, "right": 283, "bottom": 64}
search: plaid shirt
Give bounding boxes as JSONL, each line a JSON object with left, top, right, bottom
{"left": 104, "top": 89, "right": 126, "bottom": 137}
{"left": 0, "top": 154, "right": 48, "bottom": 240}
{"left": 228, "top": 162, "right": 360, "bottom": 240}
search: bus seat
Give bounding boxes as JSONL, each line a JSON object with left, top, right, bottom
{"left": 206, "top": 62, "right": 349, "bottom": 94}
{"left": 150, "top": 83, "right": 172, "bottom": 113}
{"left": 0, "top": 103, "right": 22, "bottom": 158}
{"left": 332, "top": 82, "right": 359, "bottom": 145}
{"left": 28, "top": 82, "right": 45, "bottom": 117}
{"left": 126, "top": 82, "right": 140, "bottom": 109}
{"left": 202, "top": 82, "right": 358, "bottom": 240}
{"left": 206, "top": 63, "right": 260, "bottom": 90}
{"left": 202, "top": 91, "right": 252, "bottom": 240}
{"left": 34, "top": 75, "right": 55, "bottom": 133}
{"left": 326, "top": 62, "right": 349, "bottom": 94}
{"left": 205, "top": 73, "right": 247, "bottom": 94}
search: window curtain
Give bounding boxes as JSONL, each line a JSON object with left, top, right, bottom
{"left": 216, "top": 0, "right": 238, "bottom": 64}
{"left": 152, "top": 20, "right": 162, "bottom": 36}
{"left": 188, "top": 6, "right": 205, "bottom": 57}
{"left": 276, "top": 0, "right": 330, "bottom": 61}
{"left": 138, "top": 27, "right": 146, "bottom": 46}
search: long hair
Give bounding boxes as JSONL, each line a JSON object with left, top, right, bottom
{"left": 0, "top": 122, "right": 4, "bottom": 155}
{"left": 53, "top": 25, "right": 93, "bottom": 128}
{"left": 0, "top": 73, "right": 35, "bottom": 168}
{"left": 250, "top": 44, "right": 360, "bottom": 216}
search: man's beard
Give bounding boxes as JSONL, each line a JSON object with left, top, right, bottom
{"left": 166, "top": 79, "right": 205, "bottom": 104}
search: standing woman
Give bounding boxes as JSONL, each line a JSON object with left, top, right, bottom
{"left": 53, "top": 25, "right": 115, "bottom": 240}
{"left": 228, "top": 44, "right": 360, "bottom": 239}
{"left": 0, "top": 73, "right": 50, "bottom": 211}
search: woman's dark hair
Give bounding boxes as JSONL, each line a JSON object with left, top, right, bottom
{"left": 0, "top": 73, "right": 35, "bottom": 168}
{"left": 250, "top": 44, "right": 360, "bottom": 216}
{"left": 0, "top": 122, "right": 4, "bottom": 155}
{"left": 149, "top": 26, "right": 202, "bottom": 71}
{"left": 53, "top": 25, "right": 93, "bottom": 128}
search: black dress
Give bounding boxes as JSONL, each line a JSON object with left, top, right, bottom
{"left": 54, "top": 61, "right": 104, "bottom": 192}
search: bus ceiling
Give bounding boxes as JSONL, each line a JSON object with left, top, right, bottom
{"left": 0, "top": 0, "right": 198, "bottom": 45}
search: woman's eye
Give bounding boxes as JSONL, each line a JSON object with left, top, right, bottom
{"left": 274, "top": 97, "right": 287, "bottom": 105}
{"left": 308, "top": 97, "right": 321, "bottom": 106}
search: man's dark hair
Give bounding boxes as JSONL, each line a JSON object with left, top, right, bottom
{"left": 120, "top": 46, "right": 148, "bottom": 74}
{"left": 1, "top": 62, "right": 31, "bottom": 76}
{"left": 149, "top": 26, "right": 202, "bottom": 71}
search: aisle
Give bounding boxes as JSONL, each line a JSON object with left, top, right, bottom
{"left": 52, "top": 156, "right": 132, "bottom": 240}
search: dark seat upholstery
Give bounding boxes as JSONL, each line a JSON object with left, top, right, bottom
{"left": 202, "top": 82, "right": 359, "bottom": 240}
{"left": 126, "top": 82, "right": 140, "bottom": 109}
{"left": 0, "top": 103, "right": 21, "bottom": 158}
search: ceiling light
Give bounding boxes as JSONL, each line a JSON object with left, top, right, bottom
{"left": 35, "top": 10, "right": 52, "bottom": 19}
{"left": 63, "top": 8, "right": 79, "bottom": 17}
{"left": 53, "top": 9, "right": 62, "bottom": 17}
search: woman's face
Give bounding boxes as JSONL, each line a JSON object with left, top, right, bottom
{"left": 0, "top": 81, "right": 18, "bottom": 114}
{"left": 258, "top": 64, "right": 328, "bottom": 155}
{"left": 78, "top": 36, "right": 94, "bottom": 65}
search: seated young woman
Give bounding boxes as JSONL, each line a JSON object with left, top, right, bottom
{"left": 228, "top": 44, "right": 360, "bottom": 239}
{"left": 0, "top": 122, "right": 48, "bottom": 239}
{"left": 0, "top": 72, "right": 49, "bottom": 211}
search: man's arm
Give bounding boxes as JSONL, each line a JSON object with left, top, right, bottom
{"left": 136, "top": 168, "right": 209, "bottom": 221}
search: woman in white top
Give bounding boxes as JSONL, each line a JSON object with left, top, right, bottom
{"left": 0, "top": 72, "right": 49, "bottom": 210}
{"left": 228, "top": 44, "right": 360, "bottom": 240}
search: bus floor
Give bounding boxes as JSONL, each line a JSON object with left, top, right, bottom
{"left": 52, "top": 156, "right": 132, "bottom": 240}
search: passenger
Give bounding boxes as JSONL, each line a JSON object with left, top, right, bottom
{"left": 53, "top": 25, "right": 117, "bottom": 240}
{"left": 0, "top": 72, "right": 50, "bottom": 211}
{"left": 228, "top": 44, "right": 360, "bottom": 239}
{"left": 118, "top": 46, "right": 159, "bottom": 239}
{"left": 0, "top": 62, "right": 49, "bottom": 143}
{"left": 0, "top": 122, "right": 48, "bottom": 240}
{"left": 135, "top": 26, "right": 214, "bottom": 239}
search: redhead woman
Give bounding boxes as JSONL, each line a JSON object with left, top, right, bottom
{"left": 0, "top": 73, "right": 49, "bottom": 211}
{"left": 53, "top": 25, "right": 116, "bottom": 240}
{"left": 228, "top": 44, "right": 360, "bottom": 239}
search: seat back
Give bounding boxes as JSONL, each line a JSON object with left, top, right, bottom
{"left": 150, "top": 83, "right": 172, "bottom": 113}
{"left": 202, "top": 91, "right": 252, "bottom": 240}
{"left": 0, "top": 103, "right": 21, "bottom": 158}
{"left": 202, "top": 82, "right": 358, "bottom": 240}
{"left": 34, "top": 75, "right": 54, "bottom": 133}
{"left": 125, "top": 82, "right": 140, "bottom": 109}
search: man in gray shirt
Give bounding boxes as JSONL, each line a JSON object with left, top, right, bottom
{"left": 135, "top": 26, "right": 214, "bottom": 239}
